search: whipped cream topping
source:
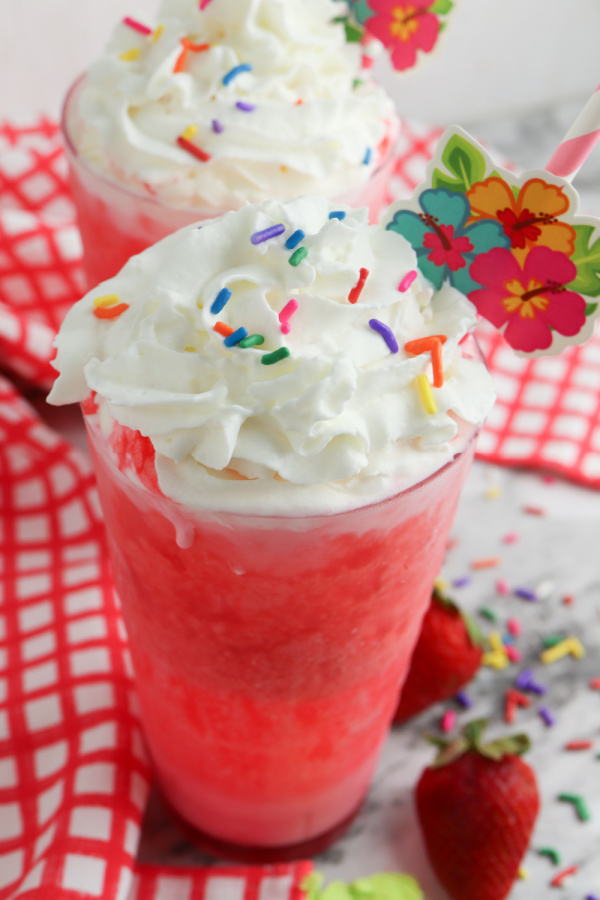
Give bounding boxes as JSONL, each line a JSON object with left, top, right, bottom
{"left": 49, "top": 197, "right": 495, "bottom": 514}
{"left": 67, "top": 0, "right": 398, "bottom": 210}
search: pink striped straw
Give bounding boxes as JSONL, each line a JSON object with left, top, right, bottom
{"left": 546, "top": 84, "right": 600, "bottom": 182}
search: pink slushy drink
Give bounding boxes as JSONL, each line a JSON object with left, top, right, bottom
{"left": 49, "top": 196, "right": 494, "bottom": 857}
{"left": 62, "top": 0, "right": 399, "bottom": 287}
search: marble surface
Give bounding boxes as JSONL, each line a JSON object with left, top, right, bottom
{"left": 36, "top": 102, "right": 600, "bottom": 899}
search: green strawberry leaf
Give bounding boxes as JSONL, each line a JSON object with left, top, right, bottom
{"left": 462, "top": 718, "right": 488, "bottom": 747}
{"left": 480, "top": 733, "right": 531, "bottom": 760}
{"left": 568, "top": 224, "right": 600, "bottom": 297}
{"left": 348, "top": 0, "right": 372, "bottom": 25}
{"left": 430, "top": 0, "right": 453, "bottom": 13}
{"left": 302, "top": 873, "right": 325, "bottom": 900}
{"left": 431, "top": 134, "right": 488, "bottom": 194}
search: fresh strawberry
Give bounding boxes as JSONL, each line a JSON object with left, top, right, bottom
{"left": 415, "top": 720, "right": 540, "bottom": 900}
{"left": 393, "top": 587, "right": 483, "bottom": 724}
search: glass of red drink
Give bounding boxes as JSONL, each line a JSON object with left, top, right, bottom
{"left": 84, "top": 414, "right": 478, "bottom": 861}
{"left": 61, "top": 78, "right": 398, "bottom": 290}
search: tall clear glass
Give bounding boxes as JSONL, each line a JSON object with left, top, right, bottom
{"left": 85, "top": 414, "right": 477, "bottom": 861}
{"left": 61, "top": 78, "right": 399, "bottom": 289}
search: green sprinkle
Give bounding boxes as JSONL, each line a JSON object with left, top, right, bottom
{"left": 289, "top": 246, "right": 308, "bottom": 267}
{"left": 558, "top": 793, "right": 591, "bottom": 822}
{"left": 542, "top": 634, "right": 565, "bottom": 649}
{"left": 538, "top": 847, "right": 561, "bottom": 865}
{"left": 261, "top": 347, "right": 290, "bottom": 366}
{"left": 478, "top": 607, "right": 497, "bottom": 622}
{"left": 353, "top": 78, "right": 364, "bottom": 90}
{"left": 239, "top": 333, "right": 264, "bottom": 349}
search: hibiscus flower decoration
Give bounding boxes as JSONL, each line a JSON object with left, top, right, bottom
{"left": 467, "top": 177, "right": 577, "bottom": 264}
{"left": 469, "top": 246, "right": 587, "bottom": 353}
{"left": 387, "top": 188, "right": 510, "bottom": 293}
{"left": 365, "top": 0, "right": 440, "bottom": 71}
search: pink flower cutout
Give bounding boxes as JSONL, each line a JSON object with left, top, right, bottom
{"left": 469, "top": 246, "right": 587, "bottom": 353}
{"left": 366, "top": 0, "right": 439, "bottom": 72}
{"left": 423, "top": 223, "right": 474, "bottom": 271}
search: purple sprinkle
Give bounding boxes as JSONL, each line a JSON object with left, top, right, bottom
{"left": 539, "top": 706, "right": 556, "bottom": 727}
{"left": 368, "top": 318, "right": 398, "bottom": 353}
{"left": 212, "top": 119, "right": 224, "bottom": 133}
{"left": 236, "top": 101, "right": 255, "bottom": 112}
{"left": 455, "top": 690, "right": 472, "bottom": 709}
{"left": 452, "top": 576, "right": 472, "bottom": 589}
{"left": 514, "top": 586, "right": 537, "bottom": 602}
{"left": 586, "top": 895, "right": 600, "bottom": 900}
{"left": 250, "top": 223, "right": 286, "bottom": 245}
{"left": 515, "top": 668, "right": 547, "bottom": 695}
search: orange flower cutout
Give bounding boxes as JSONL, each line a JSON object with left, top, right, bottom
{"left": 466, "top": 177, "right": 576, "bottom": 264}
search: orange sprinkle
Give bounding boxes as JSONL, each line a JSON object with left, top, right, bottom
{"left": 93, "top": 303, "right": 129, "bottom": 320}
{"left": 348, "top": 267, "right": 369, "bottom": 304}
{"left": 470, "top": 556, "right": 502, "bottom": 570}
{"left": 174, "top": 37, "right": 210, "bottom": 73}
{"left": 565, "top": 740, "right": 593, "bottom": 751}
{"left": 563, "top": 594, "right": 574, "bottom": 606}
{"left": 177, "top": 136, "right": 211, "bottom": 162}
{"left": 404, "top": 334, "right": 447, "bottom": 355}
{"left": 431, "top": 337, "right": 444, "bottom": 388}
{"left": 214, "top": 321, "right": 234, "bottom": 337}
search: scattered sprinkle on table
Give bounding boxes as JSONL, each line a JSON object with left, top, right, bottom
{"left": 285, "top": 229, "right": 305, "bottom": 250}
{"left": 496, "top": 577, "right": 510, "bottom": 596}
{"left": 289, "top": 246, "right": 308, "bottom": 266}
{"left": 589, "top": 677, "right": 600, "bottom": 690}
{"left": 562, "top": 593, "right": 575, "bottom": 606}
{"left": 565, "top": 739, "right": 594, "bottom": 751}
{"left": 250, "top": 223, "right": 285, "bottom": 245}
{"left": 454, "top": 690, "right": 472, "bottom": 709}
{"left": 222, "top": 63, "right": 253, "bottom": 86}
{"left": 515, "top": 669, "right": 547, "bottom": 695}
{"left": 514, "top": 586, "right": 537, "bottom": 602}
{"left": 507, "top": 618, "right": 522, "bottom": 637}
{"left": 538, "top": 847, "right": 561, "bottom": 865}
{"left": 541, "top": 636, "right": 585, "bottom": 664}
{"left": 484, "top": 484, "right": 503, "bottom": 499}
{"left": 452, "top": 576, "right": 471, "bottom": 588}
{"left": 502, "top": 531, "right": 520, "bottom": 543}
{"left": 550, "top": 865, "right": 579, "bottom": 887}
{"left": 479, "top": 607, "right": 497, "bottom": 622}
{"left": 210, "top": 287, "right": 232, "bottom": 314}
{"left": 349, "top": 268, "right": 369, "bottom": 304}
{"left": 535, "top": 579, "right": 554, "bottom": 600}
{"left": 441, "top": 709, "right": 456, "bottom": 733}
{"left": 523, "top": 505, "right": 546, "bottom": 516}
{"left": 471, "top": 556, "right": 501, "bottom": 570}
{"left": 517, "top": 867, "right": 528, "bottom": 880}
{"left": 558, "top": 793, "right": 591, "bottom": 821}
{"left": 261, "top": 347, "right": 290, "bottom": 366}
{"left": 539, "top": 706, "right": 556, "bottom": 727}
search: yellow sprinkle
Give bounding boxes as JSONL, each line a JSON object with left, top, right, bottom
{"left": 518, "top": 867, "right": 528, "bottom": 880}
{"left": 541, "top": 638, "right": 573, "bottom": 664}
{"left": 485, "top": 485, "right": 503, "bottom": 499}
{"left": 434, "top": 577, "right": 449, "bottom": 593}
{"left": 184, "top": 346, "right": 196, "bottom": 352}
{"left": 120, "top": 47, "right": 141, "bottom": 61}
{"left": 482, "top": 650, "right": 509, "bottom": 670}
{"left": 152, "top": 23, "right": 164, "bottom": 42}
{"left": 488, "top": 631, "right": 505, "bottom": 654}
{"left": 181, "top": 125, "right": 198, "bottom": 141}
{"left": 567, "top": 636, "right": 585, "bottom": 658}
{"left": 93, "top": 294, "right": 120, "bottom": 308}
{"left": 416, "top": 374, "right": 437, "bottom": 415}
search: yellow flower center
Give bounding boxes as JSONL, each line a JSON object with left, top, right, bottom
{"left": 389, "top": 5, "right": 420, "bottom": 41}
{"left": 502, "top": 278, "right": 550, "bottom": 319}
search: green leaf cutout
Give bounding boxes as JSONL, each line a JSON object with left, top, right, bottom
{"left": 430, "top": 0, "right": 453, "bottom": 13}
{"left": 569, "top": 224, "right": 600, "bottom": 298}
{"left": 349, "top": 0, "right": 372, "bottom": 25}
{"left": 344, "top": 20, "right": 363, "bottom": 41}
{"left": 431, "top": 134, "right": 488, "bottom": 194}
{"left": 585, "top": 302, "right": 598, "bottom": 316}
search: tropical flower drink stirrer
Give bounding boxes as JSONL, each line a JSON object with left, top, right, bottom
{"left": 382, "top": 86, "right": 600, "bottom": 356}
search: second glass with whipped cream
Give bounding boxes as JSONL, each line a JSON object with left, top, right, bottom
{"left": 49, "top": 197, "right": 494, "bottom": 858}
{"left": 63, "top": 0, "right": 399, "bottom": 287}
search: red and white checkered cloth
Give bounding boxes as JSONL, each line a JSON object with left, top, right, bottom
{"left": 1, "top": 116, "right": 600, "bottom": 898}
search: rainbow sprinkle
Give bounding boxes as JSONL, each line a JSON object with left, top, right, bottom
{"left": 279, "top": 299, "right": 298, "bottom": 335}
{"left": 558, "top": 794, "right": 590, "bottom": 821}
{"left": 289, "top": 247, "right": 308, "bottom": 267}
{"left": 123, "top": 16, "right": 152, "bottom": 35}
{"left": 93, "top": 302, "right": 129, "bottom": 320}
{"left": 236, "top": 101, "right": 255, "bottom": 112}
{"left": 328, "top": 211, "right": 346, "bottom": 220}
{"left": 213, "top": 321, "right": 233, "bottom": 337}
{"left": 285, "top": 229, "right": 305, "bottom": 250}
{"left": 415, "top": 373, "right": 436, "bottom": 414}
{"left": 177, "top": 135, "right": 211, "bottom": 162}
{"left": 199, "top": 0, "right": 213, "bottom": 9}
{"left": 238, "top": 334, "right": 264, "bottom": 349}
{"left": 211, "top": 287, "right": 232, "bottom": 314}
{"left": 223, "top": 63, "right": 253, "bottom": 86}
{"left": 250, "top": 224, "right": 285, "bottom": 245}
{"left": 441, "top": 710, "right": 456, "bottom": 733}
{"left": 119, "top": 48, "right": 141, "bottom": 62}
{"left": 224, "top": 327, "right": 248, "bottom": 347}
{"left": 261, "top": 347, "right": 290, "bottom": 366}
{"left": 212, "top": 119, "right": 224, "bottom": 133}
{"left": 363, "top": 147, "right": 372, "bottom": 164}
{"left": 369, "top": 318, "right": 398, "bottom": 353}
{"left": 398, "top": 270, "right": 417, "bottom": 292}
{"left": 551, "top": 866, "right": 579, "bottom": 888}
{"left": 348, "top": 268, "right": 369, "bottom": 304}
{"left": 93, "top": 294, "right": 120, "bottom": 308}
{"left": 539, "top": 706, "right": 556, "bottom": 727}
{"left": 538, "top": 848, "right": 561, "bottom": 865}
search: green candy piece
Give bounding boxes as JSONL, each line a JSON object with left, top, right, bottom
{"left": 261, "top": 347, "right": 290, "bottom": 366}
{"left": 289, "top": 246, "right": 308, "bottom": 266}
{"left": 238, "top": 333, "right": 264, "bottom": 349}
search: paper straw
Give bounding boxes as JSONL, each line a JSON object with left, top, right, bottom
{"left": 545, "top": 85, "right": 600, "bottom": 181}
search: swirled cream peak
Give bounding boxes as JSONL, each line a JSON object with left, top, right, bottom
{"left": 67, "top": 0, "right": 398, "bottom": 209}
{"left": 48, "top": 197, "right": 494, "bottom": 513}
